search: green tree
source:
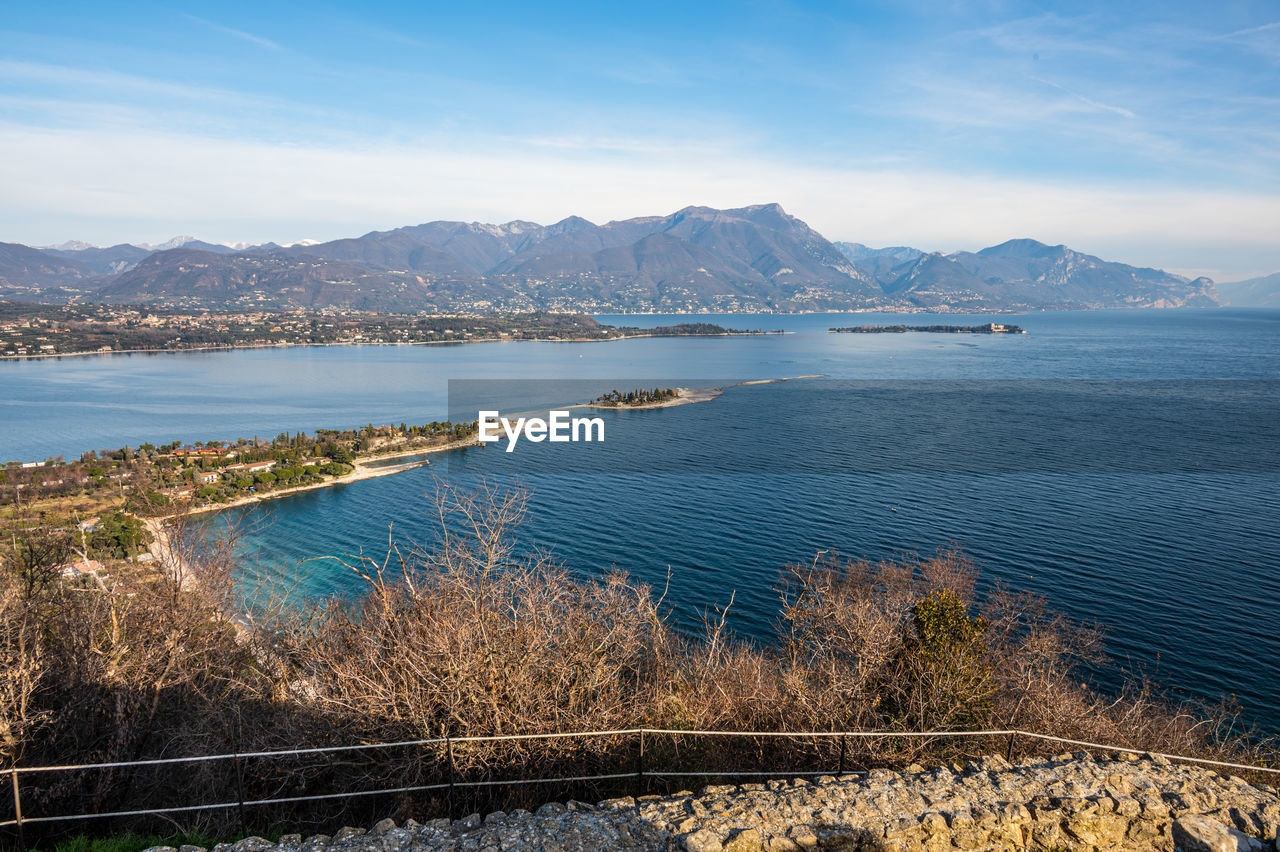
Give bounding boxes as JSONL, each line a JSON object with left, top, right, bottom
{"left": 88, "top": 511, "right": 148, "bottom": 559}
{"left": 893, "top": 589, "right": 993, "bottom": 729}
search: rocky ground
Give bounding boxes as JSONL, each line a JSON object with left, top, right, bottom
{"left": 147, "top": 752, "right": 1280, "bottom": 851}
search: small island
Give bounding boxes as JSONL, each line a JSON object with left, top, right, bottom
{"left": 592, "top": 387, "right": 681, "bottom": 408}
{"left": 830, "top": 322, "right": 1026, "bottom": 334}
{"left": 585, "top": 386, "right": 722, "bottom": 410}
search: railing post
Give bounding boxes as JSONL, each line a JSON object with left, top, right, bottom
{"left": 230, "top": 714, "right": 248, "bottom": 836}
{"left": 1005, "top": 732, "right": 1017, "bottom": 763}
{"left": 232, "top": 750, "right": 247, "bottom": 836}
{"left": 634, "top": 730, "right": 646, "bottom": 798}
{"left": 837, "top": 734, "right": 846, "bottom": 776}
{"left": 445, "top": 737, "right": 455, "bottom": 819}
{"left": 10, "top": 767, "right": 24, "bottom": 850}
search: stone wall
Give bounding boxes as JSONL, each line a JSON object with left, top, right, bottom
{"left": 147, "top": 751, "right": 1280, "bottom": 851}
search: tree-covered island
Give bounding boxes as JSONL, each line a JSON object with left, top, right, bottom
{"left": 592, "top": 387, "right": 680, "bottom": 407}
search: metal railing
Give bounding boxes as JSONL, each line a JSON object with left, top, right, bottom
{"left": 4, "top": 727, "right": 1276, "bottom": 843}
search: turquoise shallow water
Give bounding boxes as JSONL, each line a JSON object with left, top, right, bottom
{"left": 4, "top": 308, "right": 1278, "bottom": 731}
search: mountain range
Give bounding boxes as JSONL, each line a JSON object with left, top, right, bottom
{"left": 1214, "top": 273, "right": 1280, "bottom": 308}
{"left": 0, "top": 203, "right": 1228, "bottom": 312}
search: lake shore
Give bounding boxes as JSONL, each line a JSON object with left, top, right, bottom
{"left": 162, "top": 437, "right": 479, "bottom": 522}
{"left": 140, "top": 375, "right": 827, "bottom": 577}
{"left": 0, "top": 329, "right": 784, "bottom": 362}
{"left": 142, "top": 437, "right": 479, "bottom": 588}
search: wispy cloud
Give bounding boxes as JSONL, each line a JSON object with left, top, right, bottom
{"left": 517, "top": 134, "right": 730, "bottom": 156}
{"left": 882, "top": 7, "right": 1280, "bottom": 189}
{"left": 183, "top": 15, "right": 281, "bottom": 50}
{"left": 1214, "top": 21, "right": 1280, "bottom": 40}
{"left": 0, "top": 59, "right": 255, "bottom": 103}
{"left": 1031, "top": 76, "right": 1136, "bottom": 118}
{"left": 0, "top": 59, "right": 374, "bottom": 145}
{"left": 330, "top": 20, "right": 430, "bottom": 49}
{"left": 900, "top": 73, "right": 1139, "bottom": 131}
{"left": 1209, "top": 18, "right": 1280, "bottom": 62}
{"left": 959, "top": 12, "right": 1129, "bottom": 59}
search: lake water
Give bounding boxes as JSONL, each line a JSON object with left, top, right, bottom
{"left": 4, "top": 309, "right": 1278, "bottom": 732}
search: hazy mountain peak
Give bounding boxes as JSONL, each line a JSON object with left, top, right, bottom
{"left": 835, "top": 242, "right": 925, "bottom": 263}
{"left": 671, "top": 204, "right": 718, "bottom": 217}
{"left": 43, "top": 240, "right": 99, "bottom": 251}
{"left": 545, "top": 215, "right": 597, "bottom": 235}
{"left": 1216, "top": 272, "right": 1280, "bottom": 307}
{"left": 670, "top": 202, "right": 789, "bottom": 221}
{"left": 738, "top": 201, "right": 789, "bottom": 217}
{"left": 977, "top": 238, "right": 1063, "bottom": 257}
{"left": 472, "top": 220, "right": 541, "bottom": 237}
{"left": 138, "top": 235, "right": 199, "bottom": 251}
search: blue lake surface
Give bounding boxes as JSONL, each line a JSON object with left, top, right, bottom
{"left": 4, "top": 309, "right": 1278, "bottom": 732}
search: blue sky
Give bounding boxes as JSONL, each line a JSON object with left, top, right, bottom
{"left": 2, "top": 1, "right": 1279, "bottom": 279}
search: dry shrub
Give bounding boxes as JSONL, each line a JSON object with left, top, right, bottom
{"left": 1, "top": 482, "right": 1272, "bottom": 840}
{"left": 0, "top": 516, "right": 327, "bottom": 839}
{"left": 771, "top": 548, "right": 1267, "bottom": 767}
{"left": 775, "top": 550, "right": 992, "bottom": 737}
{"left": 281, "top": 480, "right": 678, "bottom": 776}
{"left": 0, "top": 576, "right": 45, "bottom": 766}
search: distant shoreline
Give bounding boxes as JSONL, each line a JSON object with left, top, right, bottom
{"left": 0, "top": 329, "right": 782, "bottom": 362}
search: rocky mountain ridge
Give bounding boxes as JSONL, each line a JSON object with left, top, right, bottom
{"left": 2, "top": 204, "right": 1220, "bottom": 312}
